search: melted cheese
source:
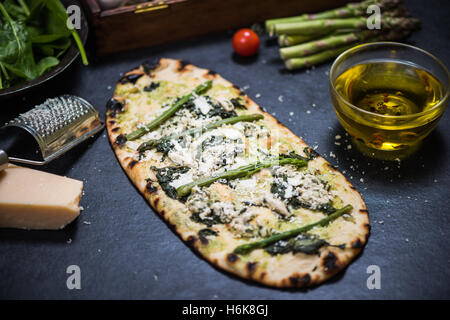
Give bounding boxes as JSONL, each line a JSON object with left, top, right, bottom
{"left": 193, "top": 96, "right": 212, "bottom": 115}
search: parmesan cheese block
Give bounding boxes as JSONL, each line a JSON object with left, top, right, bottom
{"left": 0, "top": 165, "right": 83, "bottom": 230}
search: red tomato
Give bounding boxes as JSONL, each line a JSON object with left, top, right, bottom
{"left": 232, "top": 29, "right": 260, "bottom": 56}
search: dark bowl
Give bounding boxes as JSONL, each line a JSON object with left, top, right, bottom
{"left": 0, "top": 1, "right": 88, "bottom": 98}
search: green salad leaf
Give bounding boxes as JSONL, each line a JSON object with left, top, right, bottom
{"left": 0, "top": 0, "right": 88, "bottom": 90}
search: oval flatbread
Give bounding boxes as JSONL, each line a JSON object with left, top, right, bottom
{"left": 106, "top": 58, "right": 370, "bottom": 288}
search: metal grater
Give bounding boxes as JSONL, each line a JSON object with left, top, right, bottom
{"left": 0, "top": 95, "right": 104, "bottom": 170}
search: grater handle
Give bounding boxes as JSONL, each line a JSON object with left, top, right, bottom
{"left": 0, "top": 149, "right": 46, "bottom": 169}
{"left": 7, "top": 156, "right": 46, "bottom": 166}
{"left": 0, "top": 149, "right": 9, "bottom": 171}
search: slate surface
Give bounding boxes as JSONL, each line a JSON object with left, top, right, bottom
{"left": 1, "top": 0, "right": 449, "bottom": 299}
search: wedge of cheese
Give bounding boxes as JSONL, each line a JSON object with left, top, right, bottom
{"left": 0, "top": 165, "right": 83, "bottom": 230}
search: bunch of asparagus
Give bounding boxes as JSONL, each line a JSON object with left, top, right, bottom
{"left": 265, "top": 0, "right": 420, "bottom": 70}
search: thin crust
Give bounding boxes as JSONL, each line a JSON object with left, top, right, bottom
{"left": 106, "top": 58, "right": 370, "bottom": 288}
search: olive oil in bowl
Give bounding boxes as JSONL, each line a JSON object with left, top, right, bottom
{"left": 331, "top": 60, "right": 447, "bottom": 154}
{"left": 336, "top": 61, "right": 444, "bottom": 116}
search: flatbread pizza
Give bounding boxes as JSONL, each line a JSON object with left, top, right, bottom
{"left": 106, "top": 58, "right": 370, "bottom": 288}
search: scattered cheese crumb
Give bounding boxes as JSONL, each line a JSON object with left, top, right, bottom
{"left": 289, "top": 111, "right": 294, "bottom": 116}
{"left": 83, "top": 221, "right": 91, "bottom": 225}
{"left": 306, "top": 110, "right": 311, "bottom": 114}
{"left": 278, "top": 95, "right": 284, "bottom": 102}
{"left": 255, "top": 93, "right": 261, "bottom": 98}
{"left": 347, "top": 144, "right": 352, "bottom": 150}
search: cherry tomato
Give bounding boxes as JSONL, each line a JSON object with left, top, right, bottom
{"left": 232, "top": 28, "right": 260, "bottom": 57}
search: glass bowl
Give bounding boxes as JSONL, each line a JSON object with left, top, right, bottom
{"left": 329, "top": 42, "right": 449, "bottom": 159}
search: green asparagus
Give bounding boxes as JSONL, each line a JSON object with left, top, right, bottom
{"left": 284, "top": 27, "right": 413, "bottom": 69}
{"left": 278, "top": 33, "right": 327, "bottom": 47}
{"left": 274, "top": 16, "right": 420, "bottom": 35}
{"left": 285, "top": 44, "right": 354, "bottom": 70}
{"left": 280, "top": 30, "right": 374, "bottom": 59}
{"left": 126, "top": 81, "right": 213, "bottom": 141}
{"left": 233, "top": 205, "right": 353, "bottom": 255}
{"left": 176, "top": 157, "right": 308, "bottom": 197}
{"left": 265, "top": 0, "right": 403, "bottom": 33}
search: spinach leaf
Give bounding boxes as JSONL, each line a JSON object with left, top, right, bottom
{"left": 143, "top": 82, "right": 160, "bottom": 92}
{"left": 270, "top": 176, "right": 288, "bottom": 199}
{"left": 198, "top": 228, "right": 218, "bottom": 238}
{"left": 0, "top": 0, "right": 88, "bottom": 90}
{"left": 190, "top": 212, "right": 222, "bottom": 227}
{"left": 287, "top": 197, "right": 336, "bottom": 215}
{"left": 230, "top": 97, "right": 246, "bottom": 109}
{"left": 265, "top": 234, "right": 328, "bottom": 255}
{"left": 291, "top": 234, "right": 328, "bottom": 254}
{"left": 153, "top": 166, "right": 189, "bottom": 199}
{"left": 154, "top": 139, "right": 174, "bottom": 156}
{"left": 207, "top": 103, "right": 237, "bottom": 119}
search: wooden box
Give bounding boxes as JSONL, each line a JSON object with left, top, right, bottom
{"left": 81, "top": 0, "right": 350, "bottom": 56}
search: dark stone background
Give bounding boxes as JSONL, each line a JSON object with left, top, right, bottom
{"left": 0, "top": 0, "right": 449, "bottom": 299}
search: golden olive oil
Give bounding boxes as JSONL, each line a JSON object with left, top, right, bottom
{"left": 333, "top": 60, "right": 446, "bottom": 152}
